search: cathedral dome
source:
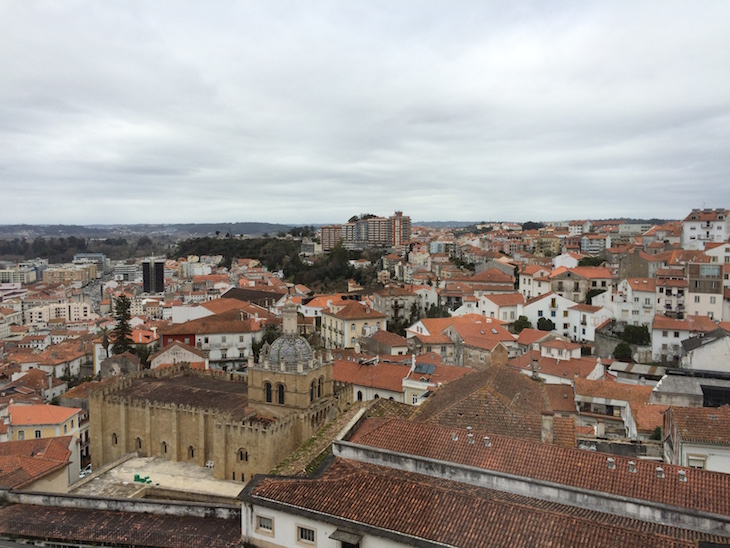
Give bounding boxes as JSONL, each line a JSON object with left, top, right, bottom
{"left": 267, "top": 333, "right": 313, "bottom": 371}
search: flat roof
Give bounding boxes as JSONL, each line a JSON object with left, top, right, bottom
{"left": 71, "top": 456, "right": 244, "bottom": 502}
{"left": 111, "top": 374, "right": 250, "bottom": 419}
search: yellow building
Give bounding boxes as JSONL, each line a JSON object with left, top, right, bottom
{"left": 321, "top": 302, "right": 387, "bottom": 349}
{"left": 6, "top": 404, "right": 82, "bottom": 442}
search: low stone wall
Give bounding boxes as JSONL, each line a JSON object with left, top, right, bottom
{"left": 3, "top": 490, "right": 240, "bottom": 521}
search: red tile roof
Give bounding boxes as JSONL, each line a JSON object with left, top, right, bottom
{"left": 245, "top": 455, "right": 718, "bottom": 548}
{"left": 9, "top": 404, "right": 81, "bottom": 426}
{"left": 652, "top": 314, "right": 718, "bottom": 332}
{"left": 668, "top": 405, "right": 730, "bottom": 445}
{"left": 349, "top": 418, "right": 730, "bottom": 517}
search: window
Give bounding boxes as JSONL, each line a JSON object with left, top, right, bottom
{"left": 221, "top": 349, "right": 227, "bottom": 359}
{"left": 239, "top": 335, "right": 244, "bottom": 343}
{"left": 136, "top": 437, "right": 142, "bottom": 449}
{"left": 112, "top": 433, "right": 118, "bottom": 445}
{"left": 710, "top": 296, "right": 716, "bottom": 304}
{"left": 662, "top": 331, "right": 668, "bottom": 337}
{"left": 257, "top": 515, "right": 274, "bottom": 532}
{"left": 687, "top": 456, "right": 706, "bottom": 469}
{"left": 71, "top": 420, "right": 74, "bottom": 428}
{"left": 357, "top": 391, "right": 363, "bottom": 401}
{"left": 204, "top": 337, "right": 209, "bottom": 344}
{"left": 161, "top": 441, "right": 168, "bottom": 454}
{"left": 221, "top": 336, "right": 227, "bottom": 343}
{"left": 563, "top": 311, "right": 568, "bottom": 317}
{"left": 310, "top": 380, "right": 315, "bottom": 402}
{"left": 18, "top": 430, "right": 25, "bottom": 440}
{"left": 265, "top": 382, "right": 272, "bottom": 403}
{"left": 277, "top": 384, "right": 285, "bottom": 405}
{"left": 188, "top": 446, "right": 195, "bottom": 459}
{"left": 412, "top": 394, "right": 418, "bottom": 404}
{"left": 674, "top": 331, "right": 680, "bottom": 338}
{"left": 64, "top": 424, "right": 67, "bottom": 433}
{"left": 298, "top": 526, "right": 315, "bottom": 543}
{"left": 318, "top": 377, "right": 322, "bottom": 398}
{"left": 351, "top": 323, "right": 356, "bottom": 330}
{"left": 538, "top": 310, "right": 543, "bottom": 317}
{"left": 694, "top": 295, "right": 700, "bottom": 303}
{"left": 550, "top": 311, "right": 556, "bottom": 317}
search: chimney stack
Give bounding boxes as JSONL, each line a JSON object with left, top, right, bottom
{"left": 541, "top": 412, "right": 554, "bottom": 444}
{"left": 531, "top": 359, "right": 540, "bottom": 381}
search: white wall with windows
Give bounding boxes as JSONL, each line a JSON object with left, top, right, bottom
{"left": 242, "top": 505, "right": 410, "bottom": 548}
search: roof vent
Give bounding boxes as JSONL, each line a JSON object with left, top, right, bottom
{"left": 678, "top": 470, "right": 687, "bottom": 482}
{"left": 628, "top": 461, "right": 637, "bottom": 474}
{"left": 607, "top": 457, "right": 616, "bottom": 470}
{"left": 468, "top": 433, "right": 474, "bottom": 444}
{"left": 484, "top": 436, "right": 491, "bottom": 447}
{"left": 451, "top": 432, "right": 458, "bottom": 442}
{"left": 656, "top": 467, "right": 665, "bottom": 479}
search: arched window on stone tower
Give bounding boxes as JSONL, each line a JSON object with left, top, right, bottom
{"left": 310, "top": 380, "right": 316, "bottom": 402}
{"left": 277, "top": 383, "right": 285, "bottom": 405}
{"left": 318, "top": 377, "right": 323, "bottom": 398}
{"left": 265, "top": 382, "right": 272, "bottom": 403}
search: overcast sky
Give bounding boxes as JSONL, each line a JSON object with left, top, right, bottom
{"left": 1, "top": 1, "right": 729, "bottom": 225}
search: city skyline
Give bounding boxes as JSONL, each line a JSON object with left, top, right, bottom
{"left": 2, "top": 1, "right": 729, "bottom": 225}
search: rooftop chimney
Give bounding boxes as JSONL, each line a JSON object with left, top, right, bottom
{"left": 678, "top": 470, "right": 687, "bottom": 482}
{"left": 607, "top": 457, "right": 616, "bottom": 470}
{"left": 656, "top": 467, "right": 665, "bottom": 479}
{"left": 531, "top": 359, "right": 540, "bottom": 381}
{"left": 451, "top": 432, "right": 458, "bottom": 442}
{"left": 483, "top": 436, "right": 491, "bottom": 447}
{"left": 628, "top": 461, "right": 637, "bottom": 474}
{"left": 541, "top": 412, "right": 554, "bottom": 444}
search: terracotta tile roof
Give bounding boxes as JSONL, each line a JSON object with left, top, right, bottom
{"left": 369, "top": 329, "right": 408, "bottom": 347}
{"left": 652, "top": 314, "right": 718, "bottom": 332}
{"left": 669, "top": 405, "right": 730, "bottom": 445}
{"left": 450, "top": 322, "right": 515, "bottom": 350}
{"left": 148, "top": 340, "right": 207, "bottom": 362}
{"left": 412, "top": 367, "right": 551, "bottom": 442}
{"left": 516, "top": 328, "right": 553, "bottom": 346}
{"left": 626, "top": 278, "right": 657, "bottom": 292}
{"left": 348, "top": 418, "right": 730, "bottom": 518}
{"left": 683, "top": 208, "right": 729, "bottom": 222}
{"left": 542, "top": 339, "right": 582, "bottom": 350}
{"left": 198, "top": 298, "right": 251, "bottom": 315}
{"left": 509, "top": 352, "right": 604, "bottom": 381}
{"left": 409, "top": 332, "right": 453, "bottom": 345}
{"left": 569, "top": 303, "right": 603, "bottom": 313}
{"left": 482, "top": 293, "right": 525, "bottom": 306}
{"left": 545, "top": 384, "right": 577, "bottom": 413}
{"left": 328, "top": 301, "right": 387, "bottom": 320}
{"left": 573, "top": 378, "right": 653, "bottom": 405}
{"left": 160, "top": 310, "right": 262, "bottom": 336}
{"left": 245, "top": 455, "right": 719, "bottom": 548}
{"left": 633, "top": 403, "right": 668, "bottom": 434}
{"left": 8, "top": 404, "right": 81, "bottom": 426}
{"left": 0, "top": 437, "right": 72, "bottom": 489}
{"left": 333, "top": 360, "right": 410, "bottom": 392}
{"left": 0, "top": 504, "right": 241, "bottom": 547}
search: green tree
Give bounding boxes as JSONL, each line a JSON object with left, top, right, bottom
{"left": 111, "top": 295, "right": 134, "bottom": 355}
{"left": 513, "top": 316, "right": 532, "bottom": 333}
{"left": 537, "top": 317, "right": 555, "bottom": 331}
{"left": 613, "top": 341, "right": 633, "bottom": 362}
{"left": 578, "top": 256, "right": 604, "bottom": 267}
{"left": 619, "top": 324, "right": 650, "bottom": 345}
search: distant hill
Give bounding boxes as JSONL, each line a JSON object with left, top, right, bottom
{"left": 413, "top": 221, "right": 479, "bottom": 228}
{"left": 0, "top": 223, "right": 295, "bottom": 239}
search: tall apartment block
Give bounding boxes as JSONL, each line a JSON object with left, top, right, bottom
{"left": 142, "top": 260, "right": 165, "bottom": 294}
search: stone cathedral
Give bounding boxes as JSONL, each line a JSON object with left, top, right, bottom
{"left": 90, "top": 302, "right": 340, "bottom": 482}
